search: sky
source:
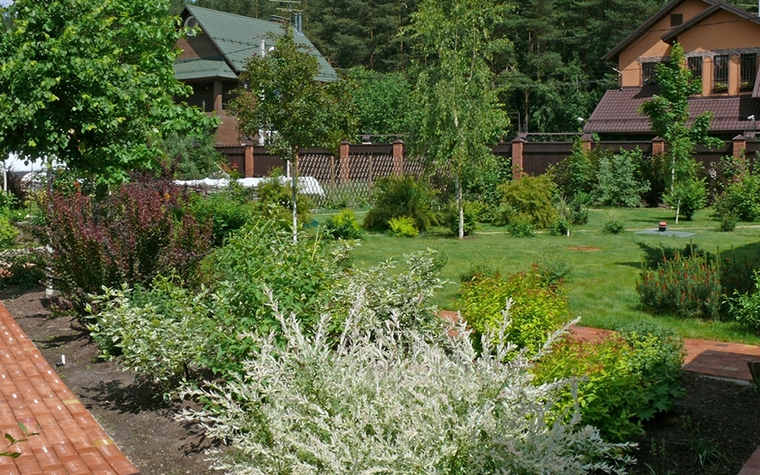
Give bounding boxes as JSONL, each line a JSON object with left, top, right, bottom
{"left": 0, "top": 0, "right": 12, "bottom": 6}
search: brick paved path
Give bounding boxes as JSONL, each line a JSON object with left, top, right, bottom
{"left": 0, "top": 303, "right": 139, "bottom": 475}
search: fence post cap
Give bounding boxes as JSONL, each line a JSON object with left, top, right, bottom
{"left": 393, "top": 138, "right": 405, "bottom": 144}
{"left": 652, "top": 136, "right": 665, "bottom": 142}
{"left": 511, "top": 137, "right": 526, "bottom": 143}
{"left": 733, "top": 134, "right": 747, "bottom": 141}
{"left": 581, "top": 133, "right": 594, "bottom": 141}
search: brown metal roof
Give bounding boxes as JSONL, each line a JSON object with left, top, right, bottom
{"left": 584, "top": 87, "right": 760, "bottom": 134}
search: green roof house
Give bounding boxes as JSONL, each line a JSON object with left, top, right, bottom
{"left": 174, "top": 6, "right": 338, "bottom": 144}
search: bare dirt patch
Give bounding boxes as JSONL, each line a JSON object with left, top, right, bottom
{"left": 567, "top": 246, "right": 602, "bottom": 251}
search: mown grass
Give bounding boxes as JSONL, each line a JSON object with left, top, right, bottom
{"left": 314, "top": 206, "right": 760, "bottom": 344}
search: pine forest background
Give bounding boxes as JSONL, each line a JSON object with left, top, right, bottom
{"left": 172, "top": 0, "right": 760, "bottom": 136}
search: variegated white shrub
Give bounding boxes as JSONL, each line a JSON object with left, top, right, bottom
{"left": 178, "top": 296, "right": 633, "bottom": 475}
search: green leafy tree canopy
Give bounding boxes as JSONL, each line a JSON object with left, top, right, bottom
{"left": 0, "top": 0, "right": 215, "bottom": 183}
{"left": 407, "top": 0, "right": 511, "bottom": 238}
{"left": 230, "top": 29, "right": 355, "bottom": 239}
{"left": 639, "top": 42, "right": 722, "bottom": 220}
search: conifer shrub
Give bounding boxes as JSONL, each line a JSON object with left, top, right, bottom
{"left": 363, "top": 175, "right": 436, "bottom": 232}
{"left": 636, "top": 253, "right": 722, "bottom": 319}
{"left": 713, "top": 164, "right": 760, "bottom": 222}
{"left": 533, "top": 321, "right": 685, "bottom": 442}
{"left": 43, "top": 180, "right": 212, "bottom": 311}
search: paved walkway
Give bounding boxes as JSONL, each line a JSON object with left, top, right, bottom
{"left": 0, "top": 303, "right": 139, "bottom": 475}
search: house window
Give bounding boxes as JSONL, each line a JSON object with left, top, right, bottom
{"left": 642, "top": 61, "right": 658, "bottom": 85}
{"left": 713, "top": 54, "right": 729, "bottom": 93}
{"left": 741, "top": 53, "right": 757, "bottom": 92}
{"left": 688, "top": 56, "right": 702, "bottom": 84}
{"left": 670, "top": 13, "right": 683, "bottom": 27}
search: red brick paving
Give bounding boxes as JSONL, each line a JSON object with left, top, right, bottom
{"left": 0, "top": 302, "right": 139, "bottom": 475}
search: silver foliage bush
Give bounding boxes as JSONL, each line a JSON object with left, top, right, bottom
{"left": 178, "top": 297, "right": 633, "bottom": 474}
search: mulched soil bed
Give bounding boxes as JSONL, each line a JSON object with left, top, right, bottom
{"left": 2, "top": 285, "right": 759, "bottom": 475}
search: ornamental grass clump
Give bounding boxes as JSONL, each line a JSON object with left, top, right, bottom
{"left": 178, "top": 297, "right": 633, "bottom": 474}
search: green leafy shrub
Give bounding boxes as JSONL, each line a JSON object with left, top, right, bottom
{"left": 729, "top": 271, "right": 760, "bottom": 333}
{"left": 497, "top": 175, "right": 558, "bottom": 228}
{"left": 665, "top": 177, "right": 707, "bottom": 221}
{"left": 602, "top": 214, "right": 625, "bottom": 234}
{"left": 387, "top": 216, "right": 419, "bottom": 237}
{"left": 444, "top": 201, "right": 478, "bottom": 236}
{"left": 550, "top": 141, "right": 599, "bottom": 199}
{"left": 253, "top": 173, "right": 312, "bottom": 228}
{"left": 549, "top": 216, "right": 570, "bottom": 236}
{"left": 637, "top": 253, "right": 722, "bottom": 319}
{"left": 640, "top": 152, "right": 671, "bottom": 207}
{"left": 458, "top": 260, "right": 499, "bottom": 283}
{"left": 0, "top": 215, "right": 18, "bottom": 249}
{"left": 177, "top": 306, "right": 632, "bottom": 474}
{"left": 535, "top": 245, "right": 572, "bottom": 286}
{"left": 189, "top": 185, "right": 253, "bottom": 246}
{"left": 205, "top": 221, "right": 348, "bottom": 374}
{"left": 594, "top": 148, "right": 650, "bottom": 207}
{"left": 324, "top": 209, "right": 364, "bottom": 240}
{"left": 713, "top": 166, "right": 760, "bottom": 222}
{"left": 533, "top": 321, "right": 685, "bottom": 442}
{"left": 363, "top": 175, "right": 436, "bottom": 232}
{"left": 718, "top": 213, "right": 737, "bottom": 232}
{"left": 507, "top": 215, "right": 536, "bottom": 237}
{"left": 43, "top": 180, "right": 212, "bottom": 311}
{"left": 459, "top": 269, "right": 569, "bottom": 355}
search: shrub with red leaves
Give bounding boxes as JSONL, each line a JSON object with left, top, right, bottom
{"left": 44, "top": 179, "right": 211, "bottom": 311}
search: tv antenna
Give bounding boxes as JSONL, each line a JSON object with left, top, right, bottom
{"left": 270, "top": 0, "right": 303, "bottom": 35}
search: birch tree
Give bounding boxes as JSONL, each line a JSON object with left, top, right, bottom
{"left": 407, "top": 0, "right": 510, "bottom": 238}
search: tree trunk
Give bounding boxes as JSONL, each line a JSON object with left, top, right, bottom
{"left": 455, "top": 172, "right": 464, "bottom": 239}
{"left": 291, "top": 149, "right": 298, "bottom": 243}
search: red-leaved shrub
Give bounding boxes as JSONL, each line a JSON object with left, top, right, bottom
{"left": 44, "top": 179, "right": 211, "bottom": 310}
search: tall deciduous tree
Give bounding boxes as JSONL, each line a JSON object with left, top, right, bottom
{"left": 408, "top": 0, "right": 510, "bottom": 239}
{"left": 0, "top": 0, "right": 215, "bottom": 183}
{"left": 639, "top": 42, "right": 722, "bottom": 221}
{"left": 230, "top": 30, "right": 355, "bottom": 242}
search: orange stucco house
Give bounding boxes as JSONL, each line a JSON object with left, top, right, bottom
{"left": 173, "top": 6, "right": 337, "bottom": 145}
{"left": 585, "top": 0, "right": 760, "bottom": 138}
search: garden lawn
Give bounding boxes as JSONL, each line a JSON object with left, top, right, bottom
{"left": 314, "top": 207, "right": 760, "bottom": 345}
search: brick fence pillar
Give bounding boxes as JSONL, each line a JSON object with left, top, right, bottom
{"left": 244, "top": 145, "right": 254, "bottom": 178}
{"left": 733, "top": 134, "right": 747, "bottom": 159}
{"left": 511, "top": 137, "right": 525, "bottom": 180}
{"left": 581, "top": 133, "right": 593, "bottom": 152}
{"left": 339, "top": 141, "right": 351, "bottom": 183}
{"left": 392, "top": 139, "right": 405, "bottom": 176}
{"left": 652, "top": 136, "right": 666, "bottom": 155}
